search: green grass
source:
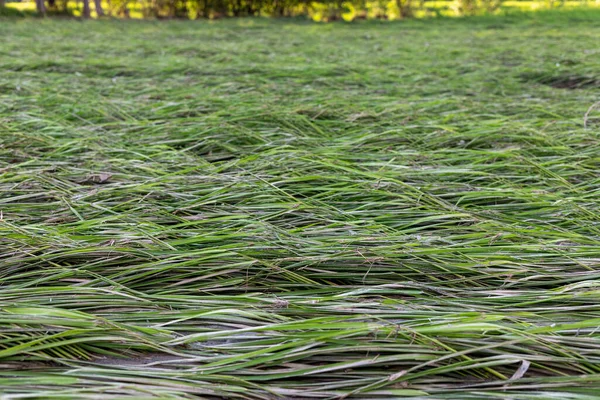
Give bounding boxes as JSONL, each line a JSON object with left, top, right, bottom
{"left": 1, "top": 9, "right": 600, "bottom": 399}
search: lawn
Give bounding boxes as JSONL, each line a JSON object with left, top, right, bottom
{"left": 1, "top": 10, "right": 600, "bottom": 399}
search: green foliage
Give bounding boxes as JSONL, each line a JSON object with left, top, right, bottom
{"left": 0, "top": 4, "right": 27, "bottom": 15}
{"left": 453, "top": 0, "right": 503, "bottom": 15}
{"left": 1, "top": 9, "right": 600, "bottom": 399}
{"left": 3, "top": 0, "right": 597, "bottom": 19}
{"left": 8, "top": 0, "right": 502, "bottom": 19}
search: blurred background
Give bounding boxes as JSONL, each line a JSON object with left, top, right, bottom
{"left": 1, "top": 0, "right": 598, "bottom": 20}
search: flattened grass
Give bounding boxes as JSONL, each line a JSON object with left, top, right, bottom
{"left": 1, "top": 9, "right": 600, "bottom": 399}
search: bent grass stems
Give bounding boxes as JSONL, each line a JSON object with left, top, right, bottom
{"left": 1, "top": 9, "right": 600, "bottom": 399}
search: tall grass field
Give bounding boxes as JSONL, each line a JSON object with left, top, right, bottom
{"left": 1, "top": 9, "right": 600, "bottom": 399}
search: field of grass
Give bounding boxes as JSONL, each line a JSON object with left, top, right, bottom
{"left": 1, "top": 9, "right": 600, "bottom": 399}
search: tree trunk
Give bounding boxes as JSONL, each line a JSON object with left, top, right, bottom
{"left": 396, "top": 0, "right": 413, "bottom": 18}
{"left": 0, "top": 0, "right": 5, "bottom": 8}
{"left": 94, "top": 0, "right": 104, "bottom": 16}
{"left": 82, "top": 0, "right": 91, "bottom": 17}
{"left": 203, "top": 0, "right": 210, "bottom": 17}
{"left": 36, "top": 0, "right": 46, "bottom": 15}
